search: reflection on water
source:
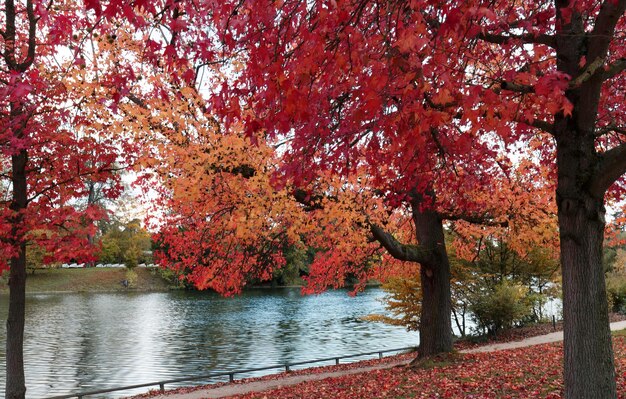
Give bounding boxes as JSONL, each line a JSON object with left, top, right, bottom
{"left": 0, "top": 288, "right": 417, "bottom": 398}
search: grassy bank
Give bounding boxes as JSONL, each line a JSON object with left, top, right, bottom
{"left": 0, "top": 267, "right": 172, "bottom": 293}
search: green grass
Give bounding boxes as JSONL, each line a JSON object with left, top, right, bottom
{"left": 0, "top": 267, "right": 171, "bottom": 293}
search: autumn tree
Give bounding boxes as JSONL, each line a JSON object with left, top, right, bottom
{"left": 99, "top": 219, "right": 152, "bottom": 266}
{"left": 184, "top": 0, "right": 526, "bottom": 360}
{"left": 0, "top": 3, "right": 151, "bottom": 398}
{"left": 93, "top": 0, "right": 550, "bottom": 362}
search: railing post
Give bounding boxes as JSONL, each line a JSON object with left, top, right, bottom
{"left": 285, "top": 364, "right": 290, "bottom": 372}
{"left": 379, "top": 352, "right": 383, "bottom": 359}
{"left": 335, "top": 358, "right": 340, "bottom": 365}
{"left": 553, "top": 315, "right": 556, "bottom": 331}
{"left": 229, "top": 373, "right": 234, "bottom": 382}
{"left": 159, "top": 382, "right": 165, "bottom": 393}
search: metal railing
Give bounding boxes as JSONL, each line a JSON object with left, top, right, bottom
{"left": 44, "top": 346, "right": 417, "bottom": 399}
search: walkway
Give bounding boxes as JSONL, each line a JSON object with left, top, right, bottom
{"left": 145, "top": 320, "right": 626, "bottom": 399}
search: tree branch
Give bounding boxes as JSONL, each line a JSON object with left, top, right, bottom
{"left": 293, "top": 188, "right": 329, "bottom": 211}
{"left": 595, "top": 124, "right": 626, "bottom": 137}
{"left": 589, "top": 0, "right": 626, "bottom": 61}
{"left": 590, "top": 142, "right": 626, "bottom": 197}
{"left": 369, "top": 224, "right": 429, "bottom": 263}
{"left": 513, "top": 117, "right": 555, "bottom": 135}
{"left": 603, "top": 58, "right": 626, "bottom": 81}
{"left": 477, "top": 32, "right": 556, "bottom": 48}
{"left": 569, "top": 56, "right": 606, "bottom": 88}
{"left": 500, "top": 80, "right": 534, "bottom": 93}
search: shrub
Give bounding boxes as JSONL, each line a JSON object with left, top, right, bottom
{"left": 470, "top": 282, "right": 533, "bottom": 335}
{"left": 363, "top": 277, "right": 421, "bottom": 331}
{"left": 125, "top": 269, "right": 138, "bottom": 288}
{"left": 606, "top": 272, "right": 626, "bottom": 313}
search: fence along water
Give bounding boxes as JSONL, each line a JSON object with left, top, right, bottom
{"left": 44, "top": 346, "right": 417, "bottom": 399}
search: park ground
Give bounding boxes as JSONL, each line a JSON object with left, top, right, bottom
{"left": 0, "top": 267, "right": 171, "bottom": 293}
{"left": 133, "top": 323, "right": 626, "bottom": 399}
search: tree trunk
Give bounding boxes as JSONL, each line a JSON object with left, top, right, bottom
{"left": 5, "top": 148, "right": 28, "bottom": 399}
{"left": 560, "top": 207, "right": 615, "bottom": 399}
{"left": 558, "top": 203, "right": 616, "bottom": 399}
{"left": 556, "top": 133, "right": 616, "bottom": 398}
{"left": 413, "top": 206, "right": 452, "bottom": 358}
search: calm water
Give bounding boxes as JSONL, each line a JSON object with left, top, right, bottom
{"left": 0, "top": 288, "right": 417, "bottom": 398}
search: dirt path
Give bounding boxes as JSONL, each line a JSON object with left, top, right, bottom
{"left": 142, "top": 320, "right": 626, "bottom": 399}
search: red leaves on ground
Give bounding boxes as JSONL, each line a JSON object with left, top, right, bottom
{"left": 222, "top": 336, "right": 626, "bottom": 399}
{"left": 136, "top": 327, "right": 626, "bottom": 399}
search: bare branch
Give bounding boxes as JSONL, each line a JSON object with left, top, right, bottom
{"left": 569, "top": 56, "right": 606, "bottom": 88}
{"left": 590, "top": 142, "right": 626, "bottom": 197}
{"left": 500, "top": 81, "right": 534, "bottom": 93}
{"left": 603, "top": 58, "right": 626, "bottom": 81}
{"left": 529, "top": 119, "right": 555, "bottom": 135}
{"left": 293, "top": 188, "right": 329, "bottom": 211}
{"left": 424, "top": 93, "right": 457, "bottom": 110}
{"left": 589, "top": 0, "right": 626, "bottom": 61}
{"left": 512, "top": 117, "right": 555, "bottom": 135}
{"left": 595, "top": 124, "right": 626, "bottom": 137}
{"left": 127, "top": 93, "right": 148, "bottom": 109}
{"left": 477, "top": 32, "right": 556, "bottom": 48}
{"left": 370, "top": 224, "right": 429, "bottom": 263}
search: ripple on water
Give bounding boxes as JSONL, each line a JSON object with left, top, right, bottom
{"left": 0, "top": 288, "right": 417, "bottom": 398}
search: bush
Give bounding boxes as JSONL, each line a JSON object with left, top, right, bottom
{"left": 363, "top": 277, "right": 421, "bottom": 331}
{"left": 470, "top": 282, "right": 533, "bottom": 335}
{"left": 125, "top": 269, "right": 138, "bottom": 288}
{"left": 606, "top": 272, "right": 626, "bottom": 313}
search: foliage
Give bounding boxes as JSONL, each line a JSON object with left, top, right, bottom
{"left": 125, "top": 269, "right": 138, "bottom": 289}
{"left": 606, "top": 272, "right": 626, "bottom": 314}
{"left": 450, "top": 222, "right": 561, "bottom": 335}
{"left": 369, "top": 226, "right": 560, "bottom": 337}
{"left": 187, "top": 0, "right": 626, "bottom": 394}
{"left": 469, "top": 282, "right": 534, "bottom": 335}
{"left": 364, "top": 277, "right": 421, "bottom": 331}
{"left": 98, "top": 219, "right": 152, "bottom": 267}
{"left": 606, "top": 249, "right": 626, "bottom": 313}
{"left": 25, "top": 235, "right": 53, "bottom": 274}
{"left": 269, "top": 244, "right": 313, "bottom": 287}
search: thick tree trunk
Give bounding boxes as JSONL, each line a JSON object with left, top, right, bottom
{"left": 413, "top": 207, "right": 452, "bottom": 358}
{"left": 556, "top": 130, "right": 616, "bottom": 398}
{"left": 5, "top": 148, "right": 28, "bottom": 399}
{"left": 560, "top": 201, "right": 615, "bottom": 399}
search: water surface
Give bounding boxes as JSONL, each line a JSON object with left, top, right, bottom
{"left": 0, "top": 288, "right": 417, "bottom": 398}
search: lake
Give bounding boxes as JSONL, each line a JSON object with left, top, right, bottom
{"left": 0, "top": 288, "right": 418, "bottom": 398}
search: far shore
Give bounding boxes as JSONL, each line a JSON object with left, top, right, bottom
{"left": 1, "top": 267, "right": 383, "bottom": 295}
{"left": 0, "top": 267, "right": 172, "bottom": 294}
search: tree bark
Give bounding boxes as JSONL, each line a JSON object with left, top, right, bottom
{"left": 550, "top": 2, "right": 625, "bottom": 396}
{"left": 559, "top": 199, "right": 615, "bottom": 399}
{"left": 556, "top": 133, "right": 616, "bottom": 399}
{"left": 5, "top": 148, "right": 28, "bottom": 399}
{"left": 3, "top": 1, "right": 36, "bottom": 394}
{"left": 412, "top": 202, "right": 452, "bottom": 358}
